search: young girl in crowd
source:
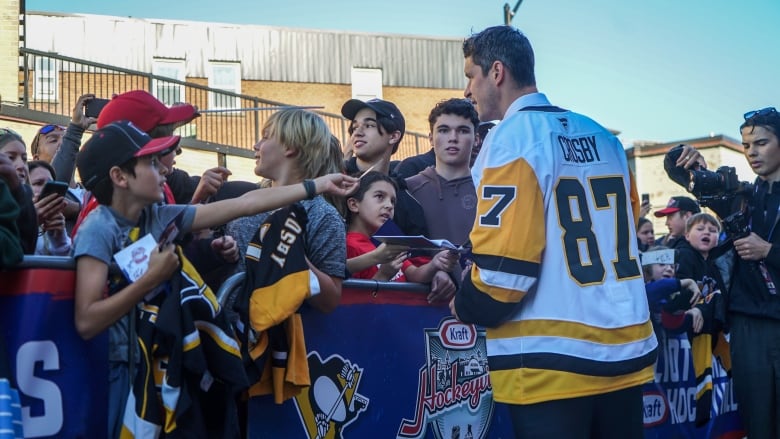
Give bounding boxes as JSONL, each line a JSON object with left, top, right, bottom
{"left": 0, "top": 128, "right": 59, "bottom": 254}
{"left": 27, "top": 160, "right": 71, "bottom": 255}
{"left": 637, "top": 217, "right": 655, "bottom": 252}
{"left": 345, "top": 171, "right": 457, "bottom": 284}
{"left": 642, "top": 246, "right": 702, "bottom": 331}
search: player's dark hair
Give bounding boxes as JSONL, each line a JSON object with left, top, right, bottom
{"left": 463, "top": 26, "right": 535, "bottom": 88}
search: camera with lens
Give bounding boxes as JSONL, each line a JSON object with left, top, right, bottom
{"left": 664, "top": 145, "right": 754, "bottom": 240}
{"left": 688, "top": 166, "right": 743, "bottom": 199}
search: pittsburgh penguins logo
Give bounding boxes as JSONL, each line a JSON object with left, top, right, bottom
{"left": 293, "top": 352, "right": 369, "bottom": 439}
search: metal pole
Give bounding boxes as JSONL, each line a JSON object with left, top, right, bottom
{"left": 504, "top": 0, "right": 524, "bottom": 25}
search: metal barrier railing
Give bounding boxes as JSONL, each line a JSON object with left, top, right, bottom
{"left": 18, "top": 48, "right": 428, "bottom": 159}
{"left": 10, "top": 256, "right": 431, "bottom": 303}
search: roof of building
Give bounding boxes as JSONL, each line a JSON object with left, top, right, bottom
{"left": 26, "top": 11, "right": 467, "bottom": 89}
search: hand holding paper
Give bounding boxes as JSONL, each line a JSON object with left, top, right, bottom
{"left": 145, "top": 243, "right": 179, "bottom": 284}
{"left": 373, "top": 235, "right": 464, "bottom": 252}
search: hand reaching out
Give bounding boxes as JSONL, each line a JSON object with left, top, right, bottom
{"left": 313, "top": 173, "right": 359, "bottom": 197}
{"left": 431, "top": 250, "right": 459, "bottom": 273}
{"left": 191, "top": 167, "right": 232, "bottom": 203}
{"left": 686, "top": 307, "right": 704, "bottom": 334}
{"left": 376, "top": 252, "right": 407, "bottom": 280}
{"left": 372, "top": 243, "right": 409, "bottom": 265}
{"left": 679, "top": 278, "right": 702, "bottom": 306}
{"left": 427, "top": 270, "right": 455, "bottom": 304}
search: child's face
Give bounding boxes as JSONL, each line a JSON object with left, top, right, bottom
{"left": 349, "top": 180, "right": 396, "bottom": 233}
{"left": 127, "top": 155, "right": 166, "bottom": 203}
{"left": 686, "top": 220, "right": 719, "bottom": 254}
{"left": 650, "top": 263, "right": 675, "bottom": 281}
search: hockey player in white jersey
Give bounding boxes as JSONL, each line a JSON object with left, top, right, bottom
{"left": 451, "top": 25, "right": 657, "bottom": 439}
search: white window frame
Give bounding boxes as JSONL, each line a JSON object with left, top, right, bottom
{"left": 34, "top": 57, "right": 58, "bottom": 101}
{"left": 152, "top": 59, "right": 186, "bottom": 106}
{"left": 351, "top": 68, "right": 383, "bottom": 101}
{"left": 208, "top": 62, "right": 241, "bottom": 111}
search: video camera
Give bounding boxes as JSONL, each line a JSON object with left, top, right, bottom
{"left": 664, "top": 144, "right": 754, "bottom": 240}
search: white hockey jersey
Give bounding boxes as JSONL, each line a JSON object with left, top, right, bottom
{"left": 455, "top": 93, "right": 657, "bottom": 405}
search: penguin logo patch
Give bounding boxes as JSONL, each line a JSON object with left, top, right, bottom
{"left": 293, "top": 352, "right": 369, "bottom": 439}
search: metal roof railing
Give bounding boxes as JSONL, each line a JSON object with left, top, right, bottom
{"left": 18, "top": 48, "right": 428, "bottom": 160}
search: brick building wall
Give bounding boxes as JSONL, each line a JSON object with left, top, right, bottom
{"left": 239, "top": 79, "right": 465, "bottom": 136}
{"left": 0, "top": 0, "right": 20, "bottom": 105}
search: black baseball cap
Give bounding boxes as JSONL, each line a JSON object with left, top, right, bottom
{"left": 654, "top": 196, "right": 701, "bottom": 218}
{"left": 77, "top": 120, "right": 180, "bottom": 190}
{"left": 341, "top": 98, "right": 405, "bottom": 134}
{"left": 342, "top": 98, "right": 406, "bottom": 153}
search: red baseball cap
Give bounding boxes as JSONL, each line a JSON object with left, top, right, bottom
{"left": 653, "top": 196, "right": 701, "bottom": 217}
{"left": 97, "top": 90, "right": 200, "bottom": 133}
{"left": 77, "top": 121, "right": 180, "bottom": 190}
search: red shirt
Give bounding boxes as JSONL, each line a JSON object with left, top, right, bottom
{"left": 346, "top": 232, "right": 411, "bottom": 282}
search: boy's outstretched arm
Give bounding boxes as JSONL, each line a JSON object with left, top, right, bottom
{"left": 74, "top": 244, "right": 179, "bottom": 340}
{"left": 191, "top": 173, "right": 357, "bottom": 231}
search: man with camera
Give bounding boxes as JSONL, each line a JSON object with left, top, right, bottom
{"left": 667, "top": 107, "right": 780, "bottom": 438}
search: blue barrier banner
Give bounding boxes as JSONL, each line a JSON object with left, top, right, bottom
{"left": 247, "top": 288, "right": 514, "bottom": 438}
{"left": 642, "top": 332, "right": 743, "bottom": 439}
{"left": 0, "top": 265, "right": 748, "bottom": 438}
{"left": 0, "top": 267, "right": 107, "bottom": 439}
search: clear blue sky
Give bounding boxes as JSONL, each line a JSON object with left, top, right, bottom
{"left": 27, "top": 0, "right": 780, "bottom": 145}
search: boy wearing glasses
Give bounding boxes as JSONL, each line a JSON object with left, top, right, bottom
{"left": 30, "top": 124, "right": 65, "bottom": 163}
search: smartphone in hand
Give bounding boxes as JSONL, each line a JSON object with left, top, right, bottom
{"left": 39, "top": 180, "right": 69, "bottom": 199}
{"left": 641, "top": 193, "right": 650, "bottom": 205}
{"left": 84, "top": 98, "right": 110, "bottom": 118}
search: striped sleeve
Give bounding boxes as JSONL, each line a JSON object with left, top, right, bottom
{"left": 455, "top": 157, "right": 545, "bottom": 326}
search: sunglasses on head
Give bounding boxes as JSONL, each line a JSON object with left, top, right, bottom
{"left": 38, "top": 124, "right": 65, "bottom": 135}
{"left": 743, "top": 107, "right": 777, "bottom": 121}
